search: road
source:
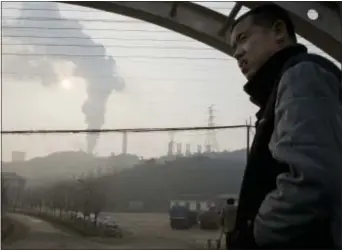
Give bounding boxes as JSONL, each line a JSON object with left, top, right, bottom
{"left": 99, "top": 212, "right": 220, "bottom": 248}
{"left": 3, "top": 213, "right": 221, "bottom": 249}
{"left": 2, "top": 213, "right": 114, "bottom": 249}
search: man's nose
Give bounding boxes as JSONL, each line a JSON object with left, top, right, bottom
{"left": 233, "top": 47, "right": 244, "bottom": 60}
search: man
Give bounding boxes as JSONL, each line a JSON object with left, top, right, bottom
{"left": 220, "top": 198, "right": 237, "bottom": 248}
{"left": 228, "top": 4, "right": 342, "bottom": 249}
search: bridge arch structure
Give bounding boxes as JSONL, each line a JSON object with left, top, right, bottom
{"left": 60, "top": 1, "right": 341, "bottom": 63}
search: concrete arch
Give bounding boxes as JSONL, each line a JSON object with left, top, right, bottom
{"left": 60, "top": 1, "right": 341, "bottom": 62}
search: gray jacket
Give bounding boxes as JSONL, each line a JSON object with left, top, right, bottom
{"left": 253, "top": 61, "right": 342, "bottom": 247}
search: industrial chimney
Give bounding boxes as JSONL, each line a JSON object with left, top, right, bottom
{"left": 185, "top": 144, "right": 191, "bottom": 156}
{"left": 197, "top": 145, "right": 202, "bottom": 155}
{"left": 177, "top": 143, "right": 182, "bottom": 156}
{"left": 167, "top": 141, "right": 174, "bottom": 156}
{"left": 122, "top": 132, "right": 127, "bottom": 154}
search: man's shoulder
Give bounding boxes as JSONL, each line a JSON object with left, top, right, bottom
{"left": 282, "top": 53, "right": 341, "bottom": 81}
{"left": 275, "top": 53, "right": 342, "bottom": 106}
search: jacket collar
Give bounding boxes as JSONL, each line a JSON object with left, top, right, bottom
{"left": 243, "top": 44, "right": 308, "bottom": 109}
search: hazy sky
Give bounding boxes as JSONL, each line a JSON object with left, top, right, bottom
{"left": 1, "top": 1, "right": 340, "bottom": 161}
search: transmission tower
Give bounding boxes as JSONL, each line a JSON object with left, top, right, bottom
{"left": 205, "top": 105, "right": 219, "bottom": 152}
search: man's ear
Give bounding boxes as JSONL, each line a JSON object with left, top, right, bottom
{"left": 272, "top": 20, "right": 287, "bottom": 44}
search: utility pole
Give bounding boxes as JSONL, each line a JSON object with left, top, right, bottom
{"left": 246, "top": 120, "right": 250, "bottom": 160}
{"left": 205, "top": 105, "right": 219, "bottom": 153}
{"left": 246, "top": 117, "right": 252, "bottom": 162}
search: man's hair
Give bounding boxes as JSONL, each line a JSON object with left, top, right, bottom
{"left": 231, "top": 4, "right": 297, "bottom": 43}
{"left": 226, "top": 198, "right": 235, "bottom": 205}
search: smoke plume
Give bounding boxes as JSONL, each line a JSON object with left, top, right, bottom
{"left": 3, "top": 2, "right": 125, "bottom": 153}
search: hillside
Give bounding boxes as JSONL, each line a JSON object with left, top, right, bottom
{"left": 2, "top": 151, "right": 141, "bottom": 186}
{"left": 3, "top": 149, "right": 247, "bottom": 211}
{"left": 96, "top": 151, "right": 247, "bottom": 211}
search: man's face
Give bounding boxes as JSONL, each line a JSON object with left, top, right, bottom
{"left": 230, "top": 16, "right": 281, "bottom": 80}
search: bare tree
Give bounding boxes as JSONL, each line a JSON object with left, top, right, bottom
{"left": 19, "top": 173, "right": 108, "bottom": 233}
{"left": 2, "top": 185, "right": 8, "bottom": 216}
{"left": 77, "top": 178, "right": 106, "bottom": 226}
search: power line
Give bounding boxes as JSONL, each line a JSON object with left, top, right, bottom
{"left": 1, "top": 50, "right": 229, "bottom": 70}
{"left": 5, "top": 50, "right": 329, "bottom": 61}
{"left": 2, "top": 16, "right": 139, "bottom": 23}
{"left": 1, "top": 8, "right": 233, "bottom": 23}
{"left": 0, "top": 5, "right": 330, "bottom": 53}
{"left": 1, "top": 33, "right": 319, "bottom": 51}
{"left": 2, "top": 25, "right": 172, "bottom": 32}
{"left": 1, "top": 125, "right": 250, "bottom": 135}
{"left": 0, "top": 39, "right": 323, "bottom": 56}
{"left": 1, "top": 34, "right": 198, "bottom": 43}
{"left": 1, "top": 53, "right": 229, "bottom": 69}
{"left": 1, "top": 57, "right": 229, "bottom": 68}
{"left": 1, "top": 41, "right": 317, "bottom": 50}
{"left": 2, "top": 52, "right": 230, "bottom": 61}
{"left": 1, "top": 7, "right": 117, "bottom": 12}
{"left": 2, "top": 72, "right": 229, "bottom": 83}
{"left": 2, "top": 42, "right": 214, "bottom": 51}
{"left": 1, "top": 30, "right": 320, "bottom": 50}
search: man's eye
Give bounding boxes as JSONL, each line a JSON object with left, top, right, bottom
{"left": 239, "top": 35, "right": 247, "bottom": 42}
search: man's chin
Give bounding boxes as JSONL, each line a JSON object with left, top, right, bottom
{"left": 244, "top": 69, "right": 257, "bottom": 81}
{"left": 244, "top": 72, "right": 253, "bottom": 81}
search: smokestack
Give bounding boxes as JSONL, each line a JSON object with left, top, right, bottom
{"left": 197, "top": 145, "right": 202, "bottom": 154}
{"left": 5, "top": 2, "right": 125, "bottom": 154}
{"left": 122, "top": 132, "right": 127, "bottom": 154}
{"left": 185, "top": 144, "right": 191, "bottom": 156}
{"left": 167, "top": 141, "right": 174, "bottom": 156}
{"left": 82, "top": 63, "right": 125, "bottom": 153}
{"left": 177, "top": 143, "right": 182, "bottom": 156}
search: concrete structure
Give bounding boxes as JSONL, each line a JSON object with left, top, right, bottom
{"left": 122, "top": 132, "right": 127, "bottom": 154}
{"left": 11, "top": 151, "right": 26, "bottom": 162}
{"left": 63, "top": 1, "right": 341, "bottom": 62}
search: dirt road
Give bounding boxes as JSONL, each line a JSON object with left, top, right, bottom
{"left": 3, "top": 213, "right": 221, "bottom": 249}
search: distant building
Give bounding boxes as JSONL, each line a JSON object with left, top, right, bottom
{"left": 11, "top": 151, "right": 26, "bottom": 162}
